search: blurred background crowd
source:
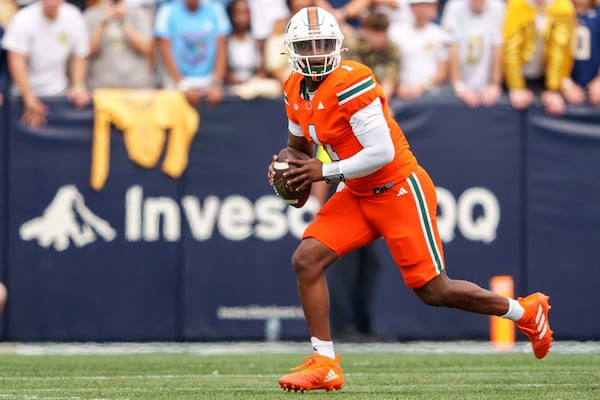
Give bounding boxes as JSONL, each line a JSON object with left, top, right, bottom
{"left": 0, "top": 0, "right": 599, "bottom": 129}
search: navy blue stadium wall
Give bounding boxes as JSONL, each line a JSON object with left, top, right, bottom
{"left": 0, "top": 94, "right": 598, "bottom": 342}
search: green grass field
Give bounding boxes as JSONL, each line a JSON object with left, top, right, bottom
{"left": 0, "top": 343, "right": 598, "bottom": 400}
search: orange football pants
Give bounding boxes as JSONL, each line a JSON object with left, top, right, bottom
{"left": 303, "top": 166, "right": 445, "bottom": 289}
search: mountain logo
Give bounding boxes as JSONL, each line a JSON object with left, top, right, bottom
{"left": 19, "top": 185, "right": 117, "bottom": 251}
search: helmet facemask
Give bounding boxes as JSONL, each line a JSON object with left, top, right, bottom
{"left": 291, "top": 38, "right": 342, "bottom": 79}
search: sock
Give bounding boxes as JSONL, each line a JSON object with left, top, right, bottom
{"left": 501, "top": 298, "right": 525, "bottom": 321}
{"left": 311, "top": 336, "right": 335, "bottom": 360}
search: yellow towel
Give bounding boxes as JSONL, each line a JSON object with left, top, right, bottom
{"left": 90, "top": 89, "right": 200, "bottom": 191}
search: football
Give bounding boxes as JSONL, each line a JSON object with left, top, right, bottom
{"left": 272, "top": 147, "right": 312, "bottom": 208}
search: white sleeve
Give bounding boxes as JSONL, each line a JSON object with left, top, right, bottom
{"left": 288, "top": 119, "right": 304, "bottom": 137}
{"left": 491, "top": 1, "right": 506, "bottom": 46}
{"left": 440, "top": 0, "right": 459, "bottom": 38}
{"left": 153, "top": 3, "right": 172, "bottom": 38}
{"left": 322, "top": 97, "right": 395, "bottom": 180}
{"left": 1, "top": 12, "right": 30, "bottom": 55}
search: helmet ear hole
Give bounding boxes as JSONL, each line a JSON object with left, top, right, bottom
{"left": 284, "top": 7, "right": 344, "bottom": 78}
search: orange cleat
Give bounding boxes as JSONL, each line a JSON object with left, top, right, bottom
{"left": 516, "top": 292, "right": 553, "bottom": 359}
{"left": 279, "top": 353, "right": 344, "bottom": 393}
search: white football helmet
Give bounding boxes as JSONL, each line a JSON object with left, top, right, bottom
{"left": 284, "top": 7, "right": 344, "bottom": 79}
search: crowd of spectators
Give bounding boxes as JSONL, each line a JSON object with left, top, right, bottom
{"left": 0, "top": 0, "right": 599, "bottom": 124}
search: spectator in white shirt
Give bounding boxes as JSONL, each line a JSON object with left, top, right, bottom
{"left": 1, "top": 0, "right": 90, "bottom": 128}
{"left": 442, "top": 0, "right": 505, "bottom": 107}
{"left": 247, "top": 0, "right": 288, "bottom": 45}
{"left": 390, "top": 0, "right": 452, "bottom": 99}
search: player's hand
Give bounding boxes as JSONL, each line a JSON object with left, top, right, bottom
{"left": 283, "top": 158, "right": 323, "bottom": 192}
{"left": 509, "top": 88, "right": 534, "bottom": 110}
{"left": 541, "top": 90, "right": 565, "bottom": 116}
{"left": 267, "top": 154, "right": 278, "bottom": 186}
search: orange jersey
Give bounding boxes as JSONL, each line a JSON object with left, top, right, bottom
{"left": 283, "top": 60, "right": 418, "bottom": 195}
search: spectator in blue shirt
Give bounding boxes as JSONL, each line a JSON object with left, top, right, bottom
{"left": 154, "top": 0, "right": 232, "bottom": 106}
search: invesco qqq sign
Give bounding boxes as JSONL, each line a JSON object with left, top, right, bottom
{"left": 19, "top": 185, "right": 500, "bottom": 251}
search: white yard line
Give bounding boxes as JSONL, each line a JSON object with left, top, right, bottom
{"left": 0, "top": 341, "right": 598, "bottom": 356}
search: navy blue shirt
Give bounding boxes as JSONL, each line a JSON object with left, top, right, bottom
{"left": 572, "top": 7, "right": 600, "bottom": 87}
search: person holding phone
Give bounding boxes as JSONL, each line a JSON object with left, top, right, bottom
{"left": 84, "top": 0, "right": 155, "bottom": 89}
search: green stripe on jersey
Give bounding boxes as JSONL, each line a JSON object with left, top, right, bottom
{"left": 408, "top": 174, "right": 444, "bottom": 273}
{"left": 336, "top": 77, "right": 375, "bottom": 105}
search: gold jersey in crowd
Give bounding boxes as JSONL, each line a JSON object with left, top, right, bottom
{"left": 503, "top": 0, "right": 576, "bottom": 91}
{"left": 90, "top": 89, "right": 200, "bottom": 191}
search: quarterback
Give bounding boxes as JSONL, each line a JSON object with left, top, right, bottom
{"left": 267, "top": 7, "right": 553, "bottom": 393}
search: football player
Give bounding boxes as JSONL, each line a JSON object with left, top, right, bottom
{"left": 268, "top": 6, "right": 553, "bottom": 393}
